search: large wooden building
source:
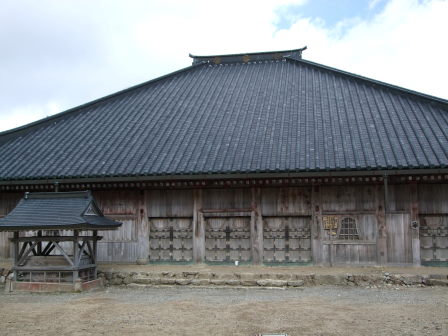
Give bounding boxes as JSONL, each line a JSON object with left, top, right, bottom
{"left": 0, "top": 48, "right": 447, "bottom": 266}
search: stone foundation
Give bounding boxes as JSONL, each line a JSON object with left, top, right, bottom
{"left": 98, "top": 270, "right": 448, "bottom": 288}
{"left": 4, "top": 278, "right": 103, "bottom": 293}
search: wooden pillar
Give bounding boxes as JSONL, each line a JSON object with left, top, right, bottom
{"left": 136, "top": 189, "right": 150, "bottom": 264}
{"left": 250, "top": 187, "right": 263, "bottom": 264}
{"left": 410, "top": 182, "right": 421, "bottom": 266}
{"left": 193, "top": 189, "right": 205, "bottom": 263}
{"left": 37, "top": 230, "right": 42, "bottom": 255}
{"left": 376, "top": 184, "right": 388, "bottom": 265}
{"left": 12, "top": 231, "right": 19, "bottom": 280}
{"left": 311, "top": 186, "right": 322, "bottom": 265}
{"left": 73, "top": 230, "right": 79, "bottom": 281}
{"left": 93, "top": 230, "right": 98, "bottom": 279}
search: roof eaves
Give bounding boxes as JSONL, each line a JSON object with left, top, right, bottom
{"left": 285, "top": 56, "right": 448, "bottom": 107}
{"left": 1, "top": 167, "right": 448, "bottom": 185}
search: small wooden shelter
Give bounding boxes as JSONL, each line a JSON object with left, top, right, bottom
{"left": 0, "top": 191, "right": 121, "bottom": 292}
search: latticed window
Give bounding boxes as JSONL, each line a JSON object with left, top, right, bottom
{"left": 338, "top": 217, "right": 359, "bottom": 240}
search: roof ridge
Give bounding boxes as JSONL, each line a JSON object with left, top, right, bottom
{"left": 26, "top": 191, "right": 91, "bottom": 199}
{"left": 189, "top": 46, "right": 307, "bottom": 59}
{"left": 191, "top": 47, "right": 307, "bottom": 65}
{"left": 285, "top": 56, "right": 448, "bottom": 106}
{"left": 0, "top": 62, "right": 207, "bottom": 145}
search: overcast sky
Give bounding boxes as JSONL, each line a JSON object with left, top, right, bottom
{"left": 0, "top": 0, "right": 447, "bottom": 132}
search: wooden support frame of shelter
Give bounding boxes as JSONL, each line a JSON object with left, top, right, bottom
{"left": 0, "top": 191, "right": 121, "bottom": 292}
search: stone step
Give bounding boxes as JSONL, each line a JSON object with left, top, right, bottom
{"left": 427, "top": 279, "right": 448, "bottom": 286}
{"left": 98, "top": 270, "right": 448, "bottom": 288}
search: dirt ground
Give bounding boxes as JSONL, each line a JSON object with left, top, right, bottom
{"left": 1, "top": 286, "right": 447, "bottom": 336}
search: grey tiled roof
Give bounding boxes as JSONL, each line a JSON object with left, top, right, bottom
{"left": 0, "top": 191, "right": 121, "bottom": 230}
{"left": 0, "top": 51, "right": 447, "bottom": 181}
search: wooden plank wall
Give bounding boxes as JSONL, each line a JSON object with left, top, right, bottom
{"left": 319, "top": 185, "right": 378, "bottom": 265}
{"left": 147, "top": 190, "right": 194, "bottom": 262}
{"left": 261, "top": 187, "right": 311, "bottom": 216}
{"left": 0, "top": 183, "right": 447, "bottom": 266}
{"left": 418, "top": 184, "right": 448, "bottom": 264}
{"left": 0, "top": 192, "right": 21, "bottom": 259}
{"left": 202, "top": 189, "right": 252, "bottom": 262}
{"left": 261, "top": 187, "right": 312, "bottom": 263}
{"left": 93, "top": 190, "right": 141, "bottom": 262}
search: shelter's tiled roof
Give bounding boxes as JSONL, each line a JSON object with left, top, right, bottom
{"left": 0, "top": 191, "right": 121, "bottom": 230}
{"left": 0, "top": 49, "right": 447, "bottom": 181}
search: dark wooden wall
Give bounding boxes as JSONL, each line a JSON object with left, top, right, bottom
{"left": 0, "top": 183, "right": 446, "bottom": 266}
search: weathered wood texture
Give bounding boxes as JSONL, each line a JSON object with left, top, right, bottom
{"left": 263, "top": 216, "right": 311, "bottom": 263}
{"left": 320, "top": 186, "right": 378, "bottom": 265}
{"left": 147, "top": 190, "right": 194, "bottom": 262}
{"left": 376, "top": 184, "right": 387, "bottom": 264}
{"left": 205, "top": 217, "right": 251, "bottom": 262}
{"left": 0, "top": 193, "right": 21, "bottom": 258}
{"left": 147, "top": 190, "right": 194, "bottom": 217}
{"left": 386, "top": 213, "right": 412, "bottom": 264}
{"left": 193, "top": 190, "right": 204, "bottom": 263}
{"left": 251, "top": 188, "right": 263, "bottom": 264}
{"left": 200, "top": 189, "right": 252, "bottom": 263}
{"left": 418, "top": 184, "right": 448, "bottom": 265}
{"left": 0, "top": 183, "right": 447, "bottom": 266}
{"left": 149, "top": 218, "right": 193, "bottom": 262}
{"left": 261, "top": 187, "right": 311, "bottom": 216}
{"left": 311, "top": 186, "right": 323, "bottom": 264}
{"left": 93, "top": 190, "right": 140, "bottom": 262}
{"left": 203, "top": 189, "right": 251, "bottom": 210}
{"left": 321, "top": 185, "right": 376, "bottom": 212}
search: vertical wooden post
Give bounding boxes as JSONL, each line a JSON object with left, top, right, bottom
{"left": 311, "top": 186, "right": 322, "bottom": 265}
{"left": 13, "top": 231, "right": 19, "bottom": 280}
{"left": 37, "top": 230, "right": 42, "bottom": 255}
{"left": 193, "top": 189, "right": 205, "bottom": 263}
{"left": 376, "top": 184, "right": 388, "bottom": 265}
{"left": 250, "top": 187, "right": 263, "bottom": 264}
{"left": 137, "top": 189, "right": 150, "bottom": 264}
{"left": 93, "top": 230, "right": 98, "bottom": 279}
{"left": 73, "top": 230, "right": 79, "bottom": 281}
{"left": 410, "top": 182, "right": 421, "bottom": 266}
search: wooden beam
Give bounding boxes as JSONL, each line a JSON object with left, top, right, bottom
{"left": 13, "top": 264, "right": 97, "bottom": 272}
{"left": 17, "top": 241, "right": 38, "bottom": 266}
{"left": 54, "top": 242, "right": 74, "bottom": 267}
{"left": 9, "top": 236, "right": 103, "bottom": 243}
{"left": 193, "top": 189, "right": 205, "bottom": 263}
{"left": 18, "top": 241, "right": 29, "bottom": 261}
{"left": 201, "top": 208, "right": 252, "bottom": 213}
{"left": 76, "top": 240, "right": 88, "bottom": 265}
{"left": 86, "top": 240, "right": 94, "bottom": 262}
{"left": 41, "top": 241, "right": 55, "bottom": 256}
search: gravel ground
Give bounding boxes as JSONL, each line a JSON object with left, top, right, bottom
{"left": 1, "top": 286, "right": 447, "bottom": 335}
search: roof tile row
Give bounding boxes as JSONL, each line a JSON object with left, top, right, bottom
{"left": 0, "top": 55, "right": 447, "bottom": 181}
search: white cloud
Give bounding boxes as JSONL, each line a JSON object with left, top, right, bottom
{"left": 0, "top": 0, "right": 446, "bottom": 132}
{"left": 276, "top": 0, "right": 448, "bottom": 98}
{"left": 369, "top": 0, "right": 387, "bottom": 10}
{"left": 0, "top": 102, "right": 62, "bottom": 132}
